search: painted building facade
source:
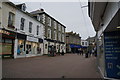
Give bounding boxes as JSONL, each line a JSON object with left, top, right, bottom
{"left": 0, "top": 2, "right": 44, "bottom": 58}
{"left": 14, "top": 3, "right": 44, "bottom": 58}
{"left": 66, "top": 31, "right": 81, "bottom": 53}
{"left": 30, "top": 9, "right": 66, "bottom": 55}
{"left": 0, "top": 2, "right": 16, "bottom": 58}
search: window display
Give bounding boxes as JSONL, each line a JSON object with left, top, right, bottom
{"left": 17, "top": 40, "right": 25, "bottom": 55}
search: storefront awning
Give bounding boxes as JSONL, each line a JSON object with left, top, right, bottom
{"left": 70, "top": 44, "right": 82, "bottom": 48}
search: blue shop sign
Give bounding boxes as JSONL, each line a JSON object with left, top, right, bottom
{"left": 70, "top": 44, "right": 82, "bottom": 48}
{"left": 104, "top": 31, "right": 120, "bottom": 79}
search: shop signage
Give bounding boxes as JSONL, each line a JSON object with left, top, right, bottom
{"left": 70, "top": 44, "right": 82, "bottom": 48}
{"left": 27, "top": 36, "right": 38, "bottom": 42}
{"left": 104, "top": 31, "right": 120, "bottom": 79}
{"left": 17, "top": 33, "right": 26, "bottom": 40}
{"left": 0, "top": 30, "right": 10, "bottom": 35}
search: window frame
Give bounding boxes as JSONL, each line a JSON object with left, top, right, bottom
{"left": 8, "top": 12, "right": 15, "bottom": 27}
{"left": 20, "top": 18, "right": 25, "bottom": 30}
{"left": 29, "top": 22, "right": 32, "bottom": 33}
{"left": 36, "top": 25, "right": 39, "bottom": 35}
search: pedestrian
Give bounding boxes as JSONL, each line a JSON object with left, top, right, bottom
{"left": 61, "top": 50, "right": 64, "bottom": 56}
{"left": 85, "top": 51, "right": 89, "bottom": 58}
{"left": 94, "top": 49, "right": 97, "bottom": 57}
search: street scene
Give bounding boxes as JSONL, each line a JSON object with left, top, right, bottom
{"left": 0, "top": 0, "right": 120, "bottom": 79}
{"left": 3, "top": 54, "right": 101, "bottom": 78}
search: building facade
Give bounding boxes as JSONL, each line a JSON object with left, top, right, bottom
{"left": 88, "top": 1, "right": 120, "bottom": 79}
{"left": 66, "top": 31, "right": 81, "bottom": 53}
{"left": 86, "top": 36, "right": 96, "bottom": 53}
{"left": 30, "top": 9, "right": 66, "bottom": 55}
{"left": 14, "top": 3, "right": 44, "bottom": 58}
{"left": 81, "top": 40, "right": 89, "bottom": 48}
{"left": 0, "top": 2, "right": 44, "bottom": 58}
{"left": 0, "top": 2, "right": 17, "bottom": 58}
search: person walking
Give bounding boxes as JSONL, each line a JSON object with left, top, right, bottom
{"left": 61, "top": 50, "right": 64, "bottom": 56}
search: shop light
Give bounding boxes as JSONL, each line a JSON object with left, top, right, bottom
{"left": 117, "top": 26, "right": 120, "bottom": 28}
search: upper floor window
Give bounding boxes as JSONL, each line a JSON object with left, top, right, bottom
{"left": 85, "top": 42, "right": 88, "bottom": 46}
{"left": 54, "top": 31, "right": 56, "bottom": 40}
{"left": 62, "top": 34, "right": 65, "bottom": 42}
{"left": 47, "top": 17, "right": 51, "bottom": 26}
{"left": 54, "top": 21, "right": 57, "bottom": 29}
{"left": 21, "top": 4, "right": 26, "bottom": 12}
{"left": 58, "top": 24, "right": 61, "bottom": 31}
{"left": 8, "top": 12, "right": 15, "bottom": 28}
{"left": 36, "top": 25, "right": 39, "bottom": 35}
{"left": 29, "top": 22, "right": 32, "bottom": 33}
{"left": 48, "top": 29, "right": 51, "bottom": 39}
{"left": 37, "top": 15, "right": 40, "bottom": 21}
{"left": 62, "top": 26, "right": 65, "bottom": 33}
{"left": 20, "top": 18, "right": 25, "bottom": 30}
{"left": 82, "top": 42, "right": 84, "bottom": 45}
{"left": 58, "top": 32, "right": 61, "bottom": 41}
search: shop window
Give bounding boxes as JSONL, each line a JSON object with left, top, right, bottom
{"left": 36, "top": 25, "right": 39, "bottom": 35}
{"left": 5, "top": 39, "right": 12, "bottom": 43}
{"left": 26, "top": 44, "right": 31, "bottom": 54}
{"left": 20, "top": 18, "right": 25, "bottom": 30}
{"left": 0, "top": 38, "right": 4, "bottom": 43}
{"left": 45, "top": 44, "right": 47, "bottom": 49}
{"left": 61, "top": 46, "right": 62, "bottom": 49}
{"left": 57, "top": 45, "right": 59, "bottom": 49}
{"left": 29, "top": 22, "right": 32, "bottom": 33}
{"left": 8, "top": 12, "right": 15, "bottom": 28}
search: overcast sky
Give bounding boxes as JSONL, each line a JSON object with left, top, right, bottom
{"left": 10, "top": 0, "right": 96, "bottom": 40}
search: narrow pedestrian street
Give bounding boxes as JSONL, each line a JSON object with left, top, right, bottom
{"left": 2, "top": 54, "right": 101, "bottom": 78}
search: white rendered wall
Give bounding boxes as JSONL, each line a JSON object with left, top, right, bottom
{"left": 98, "top": 2, "right": 119, "bottom": 37}
{"left": 15, "top": 9, "right": 44, "bottom": 39}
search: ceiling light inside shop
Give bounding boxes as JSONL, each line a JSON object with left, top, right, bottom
{"left": 117, "top": 26, "right": 120, "bottom": 28}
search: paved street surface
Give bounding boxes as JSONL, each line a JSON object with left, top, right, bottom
{"left": 2, "top": 54, "right": 101, "bottom": 78}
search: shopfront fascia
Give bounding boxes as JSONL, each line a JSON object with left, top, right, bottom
{"left": 26, "top": 36, "right": 42, "bottom": 57}
{"left": 70, "top": 44, "right": 82, "bottom": 53}
{"left": 0, "top": 29, "right": 16, "bottom": 58}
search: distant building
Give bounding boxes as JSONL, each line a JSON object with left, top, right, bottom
{"left": 81, "top": 40, "right": 89, "bottom": 48}
{"left": 86, "top": 36, "right": 96, "bottom": 52}
{"left": 30, "top": 9, "right": 66, "bottom": 54}
{"left": 66, "top": 31, "right": 81, "bottom": 53}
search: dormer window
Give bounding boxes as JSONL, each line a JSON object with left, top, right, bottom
{"left": 21, "top": 4, "right": 26, "bottom": 12}
{"left": 37, "top": 15, "right": 40, "bottom": 21}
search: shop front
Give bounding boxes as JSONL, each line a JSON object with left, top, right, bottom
{"left": 26, "top": 36, "right": 40, "bottom": 57}
{"left": 70, "top": 44, "right": 82, "bottom": 53}
{"left": 0, "top": 29, "right": 16, "bottom": 58}
{"left": 16, "top": 33, "right": 26, "bottom": 58}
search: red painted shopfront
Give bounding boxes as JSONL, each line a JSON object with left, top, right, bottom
{"left": 0, "top": 29, "right": 16, "bottom": 58}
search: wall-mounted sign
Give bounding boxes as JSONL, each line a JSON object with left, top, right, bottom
{"left": 0, "top": 30, "right": 10, "bottom": 35}
{"left": 27, "top": 36, "right": 38, "bottom": 42}
{"left": 104, "top": 31, "right": 120, "bottom": 79}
